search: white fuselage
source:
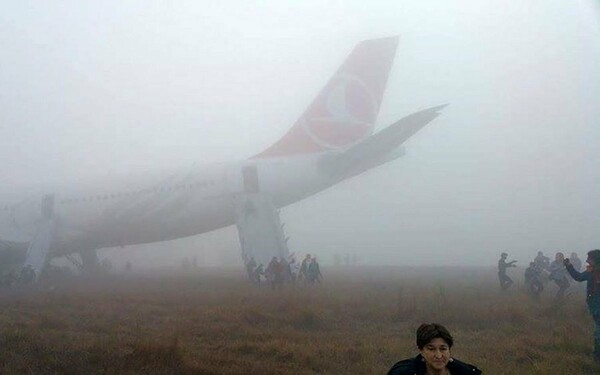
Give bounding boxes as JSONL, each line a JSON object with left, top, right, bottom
{"left": 0, "top": 153, "right": 338, "bottom": 256}
{"left": 0, "top": 37, "right": 406, "bottom": 262}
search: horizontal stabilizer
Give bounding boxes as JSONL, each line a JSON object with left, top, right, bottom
{"left": 321, "top": 104, "right": 447, "bottom": 177}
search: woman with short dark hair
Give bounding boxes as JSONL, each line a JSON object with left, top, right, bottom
{"left": 387, "top": 323, "right": 482, "bottom": 375}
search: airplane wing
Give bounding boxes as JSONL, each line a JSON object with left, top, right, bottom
{"left": 319, "top": 104, "right": 447, "bottom": 178}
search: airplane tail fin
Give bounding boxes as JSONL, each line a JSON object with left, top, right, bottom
{"left": 253, "top": 36, "right": 399, "bottom": 158}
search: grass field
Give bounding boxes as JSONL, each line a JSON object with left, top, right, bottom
{"left": 0, "top": 266, "right": 598, "bottom": 374}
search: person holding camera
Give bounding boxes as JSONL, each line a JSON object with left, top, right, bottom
{"left": 564, "top": 249, "right": 600, "bottom": 362}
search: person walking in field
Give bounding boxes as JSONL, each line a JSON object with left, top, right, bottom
{"left": 524, "top": 261, "right": 544, "bottom": 299}
{"left": 534, "top": 251, "right": 550, "bottom": 270}
{"left": 498, "top": 252, "right": 517, "bottom": 290}
{"left": 564, "top": 249, "right": 600, "bottom": 362}
{"left": 266, "top": 257, "right": 283, "bottom": 290}
{"left": 299, "top": 254, "right": 311, "bottom": 283}
{"left": 253, "top": 263, "right": 264, "bottom": 284}
{"left": 246, "top": 257, "right": 257, "bottom": 282}
{"left": 307, "top": 256, "right": 322, "bottom": 284}
{"left": 280, "top": 256, "right": 291, "bottom": 284}
{"left": 387, "top": 323, "right": 482, "bottom": 375}
{"left": 288, "top": 254, "right": 300, "bottom": 284}
{"left": 549, "top": 252, "right": 570, "bottom": 299}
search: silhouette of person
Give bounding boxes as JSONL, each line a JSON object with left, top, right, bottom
{"left": 534, "top": 251, "right": 550, "bottom": 270}
{"left": 524, "top": 262, "right": 544, "bottom": 299}
{"left": 308, "top": 257, "right": 322, "bottom": 284}
{"left": 299, "top": 254, "right": 311, "bottom": 283}
{"left": 498, "top": 252, "right": 517, "bottom": 290}
{"left": 246, "top": 257, "right": 257, "bottom": 282}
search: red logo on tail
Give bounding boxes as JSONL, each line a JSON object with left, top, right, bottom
{"left": 303, "top": 75, "right": 376, "bottom": 149}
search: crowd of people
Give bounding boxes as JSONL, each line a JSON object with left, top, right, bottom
{"left": 245, "top": 253, "right": 322, "bottom": 289}
{"left": 498, "top": 250, "right": 586, "bottom": 299}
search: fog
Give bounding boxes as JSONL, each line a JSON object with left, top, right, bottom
{"left": 1, "top": 1, "right": 599, "bottom": 267}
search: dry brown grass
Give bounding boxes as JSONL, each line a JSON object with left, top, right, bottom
{"left": 0, "top": 266, "right": 598, "bottom": 374}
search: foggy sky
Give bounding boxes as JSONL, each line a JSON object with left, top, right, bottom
{"left": 1, "top": 1, "right": 599, "bottom": 267}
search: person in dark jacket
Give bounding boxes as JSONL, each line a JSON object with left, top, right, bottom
{"left": 565, "top": 249, "right": 600, "bottom": 362}
{"left": 549, "top": 252, "right": 570, "bottom": 299}
{"left": 524, "top": 261, "right": 544, "bottom": 299}
{"left": 534, "top": 251, "right": 550, "bottom": 270}
{"left": 307, "top": 256, "right": 322, "bottom": 284}
{"left": 387, "top": 323, "right": 482, "bottom": 375}
{"left": 498, "top": 252, "right": 517, "bottom": 290}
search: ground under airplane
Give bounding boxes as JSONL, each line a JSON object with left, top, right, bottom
{"left": 0, "top": 36, "right": 445, "bottom": 277}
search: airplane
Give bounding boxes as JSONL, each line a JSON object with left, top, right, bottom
{"left": 0, "top": 36, "right": 446, "bottom": 280}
